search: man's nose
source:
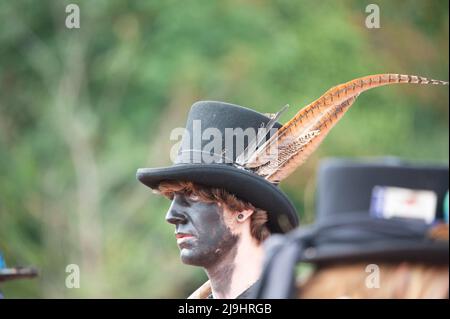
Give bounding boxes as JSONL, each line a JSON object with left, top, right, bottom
{"left": 165, "top": 206, "right": 188, "bottom": 225}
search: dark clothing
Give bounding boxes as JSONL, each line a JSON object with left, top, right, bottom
{"left": 208, "top": 280, "right": 260, "bottom": 299}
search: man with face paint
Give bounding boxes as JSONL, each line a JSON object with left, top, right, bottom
{"left": 137, "top": 101, "right": 300, "bottom": 298}
{"left": 166, "top": 195, "right": 238, "bottom": 269}
{"left": 160, "top": 182, "right": 268, "bottom": 298}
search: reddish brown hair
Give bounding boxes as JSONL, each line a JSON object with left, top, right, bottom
{"left": 156, "top": 180, "right": 270, "bottom": 242}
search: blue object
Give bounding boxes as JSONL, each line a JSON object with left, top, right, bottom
{"left": 444, "top": 191, "right": 449, "bottom": 223}
{"left": 0, "top": 252, "right": 6, "bottom": 269}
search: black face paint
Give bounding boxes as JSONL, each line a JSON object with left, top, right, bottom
{"left": 165, "top": 193, "right": 239, "bottom": 269}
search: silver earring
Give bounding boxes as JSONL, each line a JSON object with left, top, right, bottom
{"left": 237, "top": 213, "right": 244, "bottom": 221}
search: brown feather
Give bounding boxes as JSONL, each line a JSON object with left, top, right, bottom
{"left": 243, "top": 74, "right": 448, "bottom": 181}
{"left": 264, "top": 95, "right": 358, "bottom": 182}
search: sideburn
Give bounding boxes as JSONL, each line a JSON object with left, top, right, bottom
{"left": 203, "top": 205, "right": 240, "bottom": 296}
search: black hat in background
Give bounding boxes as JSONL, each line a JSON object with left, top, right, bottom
{"left": 303, "top": 158, "right": 449, "bottom": 264}
{"left": 254, "top": 158, "right": 449, "bottom": 298}
{"left": 316, "top": 158, "right": 448, "bottom": 222}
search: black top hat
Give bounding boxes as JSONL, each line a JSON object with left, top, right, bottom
{"left": 299, "top": 158, "right": 449, "bottom": 264}
{"left": 254, "top": 158, "right": 449, "bottom": 298}
{"left": 137, "top": 101, "right": 299, "bottom": 233}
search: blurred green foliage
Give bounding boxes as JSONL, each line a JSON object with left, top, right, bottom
{"left": 0, "top": 0, "right": 448, "bottom": 298}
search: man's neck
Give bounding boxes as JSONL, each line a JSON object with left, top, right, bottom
{"left": 205, "top": 231, "right": 264, "bottom": 299}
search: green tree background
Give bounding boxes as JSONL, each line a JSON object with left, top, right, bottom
{"left": 0, "top": 0, "right": 448, "bottom": 297}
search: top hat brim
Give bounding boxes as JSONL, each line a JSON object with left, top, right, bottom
{"left": 295, "top": 211, "right": 449, "bottom": 265}
{"left": 137, "top": 163, "right": 299, "bottom": 234}
{"left": 298, "top": 229, "right": 449, "bottom": 265}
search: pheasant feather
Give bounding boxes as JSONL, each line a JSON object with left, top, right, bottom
{"left": 241, "top": 74, "right": 448, "bottom": 183}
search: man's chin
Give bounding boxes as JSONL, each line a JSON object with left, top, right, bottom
{"left": 180, "top": 248, "right": 207, "bottom": 266}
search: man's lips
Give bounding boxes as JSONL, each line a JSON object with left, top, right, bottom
{"left": 175, "top": 233, "right": 194, "bottom": 239}
{"left": 175, "top": 233, "right": 196, "bottom": 246}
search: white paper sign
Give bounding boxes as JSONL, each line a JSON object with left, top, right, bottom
{"left": 370, "top": 186, "right": 437, "bottom": 224}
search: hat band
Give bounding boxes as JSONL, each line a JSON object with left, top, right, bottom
{"left": 174, "top": 149, "right": 280, "bottom": 185}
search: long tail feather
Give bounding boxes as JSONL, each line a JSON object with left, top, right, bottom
{"left": 243, "top": 74, "right": 448, "bottom": 182}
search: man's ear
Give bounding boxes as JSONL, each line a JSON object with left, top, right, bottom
{"left": 236, "top": 209, "right": 254, "bottom": 223}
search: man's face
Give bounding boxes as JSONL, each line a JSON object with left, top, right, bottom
{"left": 165, "top": 193, "right": 238, "bottom": 268}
